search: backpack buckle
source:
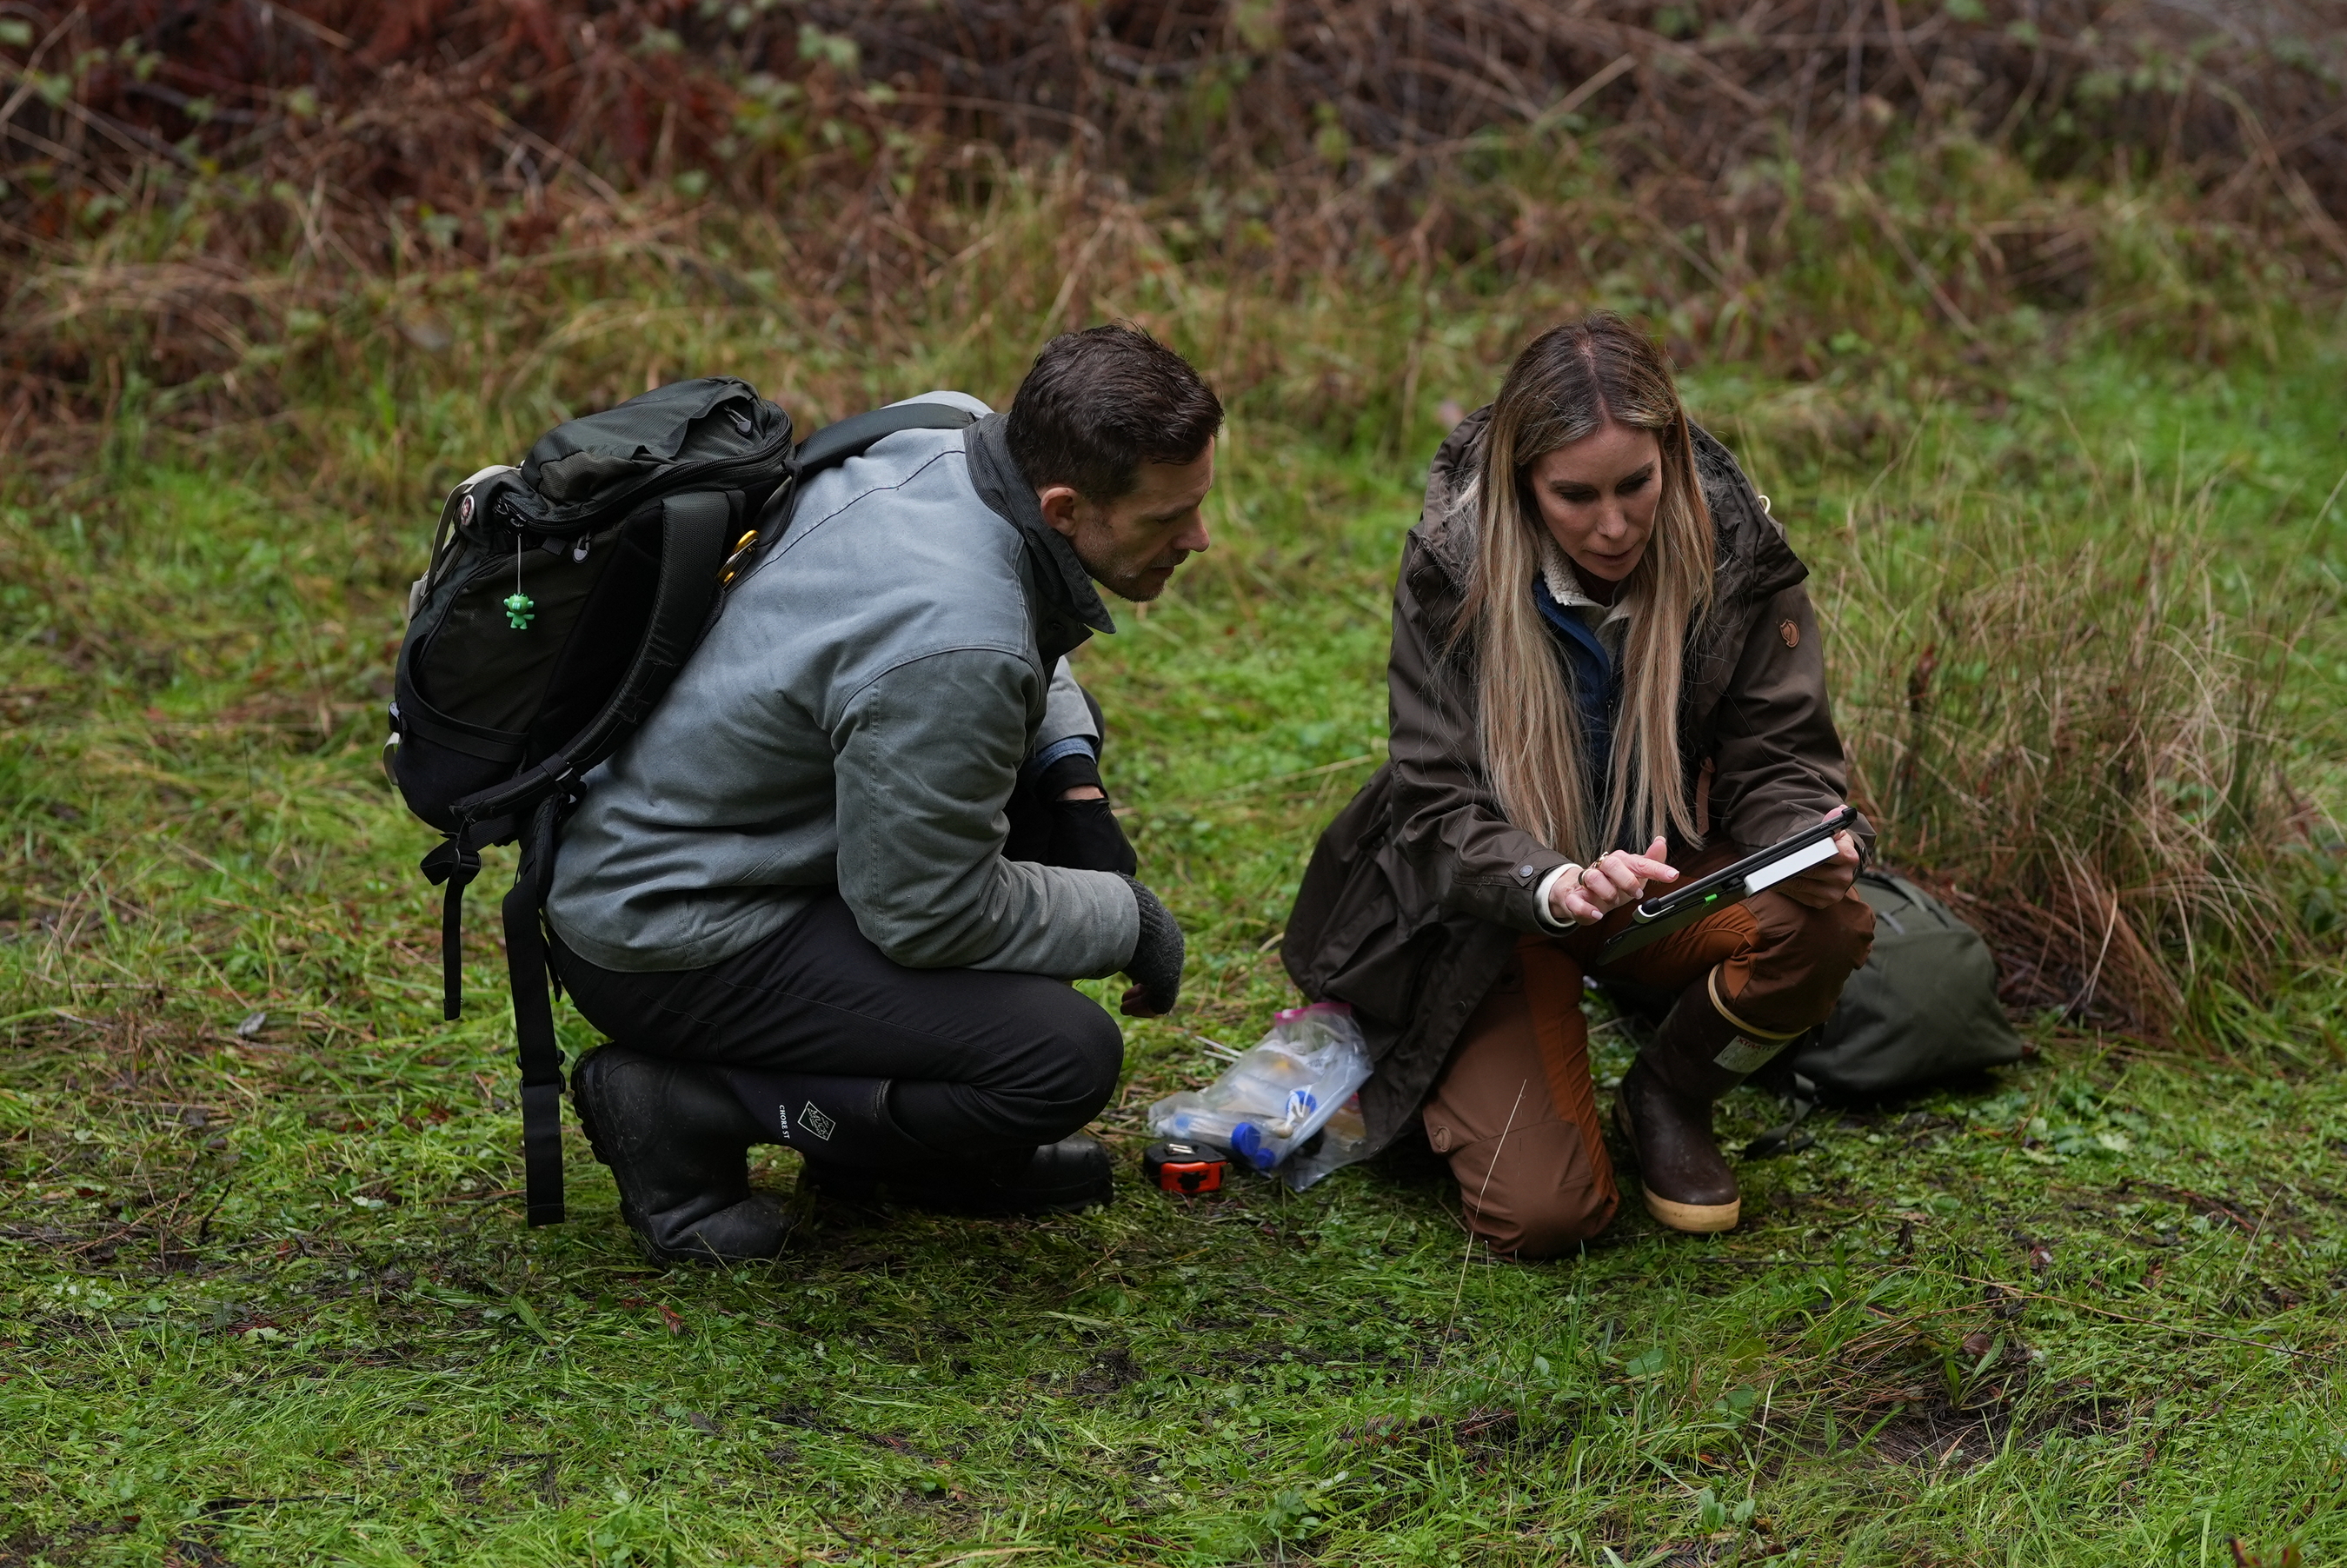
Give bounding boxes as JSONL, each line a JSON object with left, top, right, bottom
{"left": 420, "top": 834, "right": 482, "bottom": 887}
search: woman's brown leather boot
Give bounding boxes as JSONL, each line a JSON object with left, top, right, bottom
{"left": 1611, "top": 973, "right": 1800, "bottom": 1233}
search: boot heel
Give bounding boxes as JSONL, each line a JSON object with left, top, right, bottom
{"left": 572, "top": 1045, "right": 795, "bottom": 1266}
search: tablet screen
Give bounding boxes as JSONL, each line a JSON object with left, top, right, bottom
{"left": 1742, "top": 833, "right": 1843, "bottom": 894}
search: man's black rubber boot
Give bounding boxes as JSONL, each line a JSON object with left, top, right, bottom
{"left": 713, "top": 1067, "right": 945, "bottom": 1205}
{"left": 713, "top": 1067, "right": 1114, "bottom": 1216}
{"left": 1611, "top": 973, "right": 1799, "bottom": 1236}
{"left": 571, "top": 1045, "right": 795, "bottom": 1266}
{"left": 886, "top": 1134, "right": 1115, "bottom": 1216}
{"left": 715, "top": 1069, "right": 941, "bottom": 1175}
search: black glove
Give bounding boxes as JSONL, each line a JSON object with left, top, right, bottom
{"left": 1050, "top": 797, "right": 1137, "bottom": 875}
{"left": 1118, "top": 875, "right": 1184, "bottom": 1018}
{"left": 1007, "top": 750, "right": 1140, "bottom": 875}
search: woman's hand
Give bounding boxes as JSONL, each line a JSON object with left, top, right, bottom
{"left": 1781, "top": 813, "right": 1861, "bottom": 908}
{"left": 1547, "top": 836, "right": 1677, "bottom": 927}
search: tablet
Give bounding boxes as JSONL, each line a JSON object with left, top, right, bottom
{"left": 1596, "top": 806, "right": 1858, "bottom": 965}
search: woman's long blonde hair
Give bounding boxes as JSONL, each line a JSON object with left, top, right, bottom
{"left": 1457, "top": 315, "right": 1715, "bottom": 860}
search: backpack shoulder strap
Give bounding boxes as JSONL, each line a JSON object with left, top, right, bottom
{"left": 724, "top": 400, "right": 981, "bottom": 599}
{"left": 429, "top": 488, "right": 732, "bottom": 1039}
{"left": 491, "top": 493, "right": 732, "bottom": 1227}
{"left": 793, "top": 400, "right": 979, "bottom": 475}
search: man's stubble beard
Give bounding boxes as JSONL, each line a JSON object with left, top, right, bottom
{"left": 1106, "top": 561, "right": 1182, "bottom": 602}
{"left": 1076, "top": 535, "right": 1188, "bottom": 604}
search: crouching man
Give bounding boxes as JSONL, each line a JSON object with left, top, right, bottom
{"left": 542, "top": 324, "right": 1220, "bottom": 1264}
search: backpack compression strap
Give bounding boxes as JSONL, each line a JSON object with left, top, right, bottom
{"left": 505, "top": 794, "right": 566, "bottom": 1226}
{"left": 421, "top": 829, "right": 483, "bottom": 1021}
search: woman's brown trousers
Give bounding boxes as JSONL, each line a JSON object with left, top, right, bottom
{"left": 1420, "top": 872, "right": 1874, "bottom": 1259}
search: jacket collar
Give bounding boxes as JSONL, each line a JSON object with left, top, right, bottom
{"left": 964, "top": 415, "right": 1118, "bottom": 654}
{"left": 1535, "top": 532, "right": 1632, "bottom": 623}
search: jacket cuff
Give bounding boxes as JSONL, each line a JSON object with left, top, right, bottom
{"left": 1027, "top": 748, "right": 1104, "bottom": 803}
{"left": 1023, "top": 734, "right": 1098, "bottom": 787}
{"left": 1531, "top": 863, "right": 1584, "bottom": 932}
{"left": 1485, "top": 847, "right": 1575, "bottom": 933}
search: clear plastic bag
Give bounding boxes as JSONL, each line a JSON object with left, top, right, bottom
{"left": 1147, "top": 1002, "right": 1374, "bottom": 1183}
{"left": 1278, "top": 1093, "right": 1369, "bottom": 1192}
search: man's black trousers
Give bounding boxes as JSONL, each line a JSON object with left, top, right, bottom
{"left": 549, "top": 762, "right": 1132, "bottom": 1163}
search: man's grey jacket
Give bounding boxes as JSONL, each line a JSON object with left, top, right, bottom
{"left": 546, "top": 393, "right": 1141, "bottom": 980}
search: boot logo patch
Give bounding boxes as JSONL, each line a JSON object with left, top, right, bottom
{"left": 796, "top": 1101, "right": 836, "bottom": 1142}
{"left": 1714, "top": 1036, "right": 1785, "bottom": 1074}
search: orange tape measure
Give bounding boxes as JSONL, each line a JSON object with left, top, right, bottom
{"left": 1143, "top": 1139, "right": 1228, "bottom": 1196}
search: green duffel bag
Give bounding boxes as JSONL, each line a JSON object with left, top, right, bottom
{"left": 1740, "top": 869, "right": 2025, "bottom": 1154}
{"left": 1791, "top": 868, "right": 2027, "bottom": 1097}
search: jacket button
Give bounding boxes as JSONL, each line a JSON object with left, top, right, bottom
{"left": 1518, "top": 864, "right": 1534, "bottom": 878}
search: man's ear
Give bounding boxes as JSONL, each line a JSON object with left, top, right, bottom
{"left": 1036, "top": 483, "right": 1086, "bottom": 541}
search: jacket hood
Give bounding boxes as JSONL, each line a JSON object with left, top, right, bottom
{"left": 1415, "top": 404, "right": 1807, "bottom": 613}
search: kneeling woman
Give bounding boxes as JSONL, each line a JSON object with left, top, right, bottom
{"left": 1285, "top": 315, "right": 1874, "bottom": 1254}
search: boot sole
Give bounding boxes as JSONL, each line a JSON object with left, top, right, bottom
{"left": 1611, "top": 1097, "right": 1742, "bottom": 1235}
{"left": 823, "top": 1177, "right": 1111, "bottom": 1218}
{"left": 1639, "top": 1186, "right": 1741, "bottom": 1232}
{"left": 635, "top": 1229, "right": 789, "bottom": 1268}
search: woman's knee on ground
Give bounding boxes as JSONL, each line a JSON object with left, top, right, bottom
{"left": 1449, "top": 1119, "right": 1619, "bottom": 1260}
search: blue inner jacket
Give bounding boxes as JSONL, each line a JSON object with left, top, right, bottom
{"left": 1532, "top": 575, "right": 1619, "bottom": 794}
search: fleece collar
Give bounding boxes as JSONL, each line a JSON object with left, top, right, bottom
{"left": 1535, "top": 533, "right": 1633, "bottom": 627}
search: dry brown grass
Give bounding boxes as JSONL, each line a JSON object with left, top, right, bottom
{"left": 1822, "top": 437, "right": 2340, "bottom": 1042}
{"left": 3, "top": 0, "right": 2343, "bottom": 435}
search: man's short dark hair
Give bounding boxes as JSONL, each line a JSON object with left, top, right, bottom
{"left": 1005, "top": 324, "right": 1224, "bottom": 502}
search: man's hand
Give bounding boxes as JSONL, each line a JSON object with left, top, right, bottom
{"left": 1547, "top": 836, "right": 1677, "bottom": 927}
{"left": 1047, "top": 782, "right": 1136, "bottom": 876}
{"left": 1782, "top": 813, "right": 1861, "bottom": 909}
{"left": 1119, "top": 876, "right": 1184, "bottom": 1017}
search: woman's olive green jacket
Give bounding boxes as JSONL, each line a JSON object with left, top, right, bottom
{"left": 1281, "top": 408, "right": 1872, "bottom": 1151}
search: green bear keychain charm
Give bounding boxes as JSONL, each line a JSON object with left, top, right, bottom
{"left": 504, "top": 535, "right": 535, "bottom": 629}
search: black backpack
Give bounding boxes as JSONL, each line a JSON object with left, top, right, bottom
{"left": 388, "top": 379, "right": 977, "bottom": 1226}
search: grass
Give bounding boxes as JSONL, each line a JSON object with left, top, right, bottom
{"left": 4, "top": 246, "right": 2347, "bottom": 1561}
